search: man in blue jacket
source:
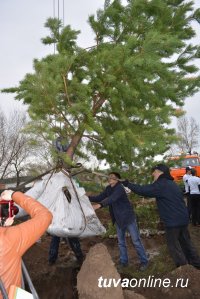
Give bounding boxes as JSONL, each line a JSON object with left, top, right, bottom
{"left": 89, "top": 172, "right": 148, "bottom": 271}
{"left": 123, "top": 164, "right": 200, "bottom": 269}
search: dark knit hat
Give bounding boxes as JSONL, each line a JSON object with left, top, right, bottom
{"left": 151, "top": 164, "right": 170, "bottom": 173}
{"left": 151, "top": 164, "right": 174, "bottom": 180}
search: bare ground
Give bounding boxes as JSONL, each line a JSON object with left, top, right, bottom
{"left": 23, "top": 209, "right": 200, "bottom": 299}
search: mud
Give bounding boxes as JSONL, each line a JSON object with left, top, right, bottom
{"left": 23, "top": 208, "right": 200, "bottom": 299}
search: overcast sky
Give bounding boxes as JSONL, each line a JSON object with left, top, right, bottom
{"left": 0, "top": 0, "right": 199, "bottom": 130}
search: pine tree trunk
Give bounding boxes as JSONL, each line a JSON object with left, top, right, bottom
{"left": 66, "top": 127, "right": 85, "bottom": 159}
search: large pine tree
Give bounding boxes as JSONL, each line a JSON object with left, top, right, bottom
{"left": 3, "top": 0, "right": 200, "bottom": 169}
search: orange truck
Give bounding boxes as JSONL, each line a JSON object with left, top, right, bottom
{"left": 169, "top": 154, "right": 200, "bottom": 182}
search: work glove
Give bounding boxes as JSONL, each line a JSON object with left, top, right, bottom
{"left": 1, "top": 190, "right": 14, "bottom": 201}
{"left": 121, "top": 180, "right": 129, "bottom": 187}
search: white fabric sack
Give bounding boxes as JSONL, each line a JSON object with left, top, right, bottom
{"left": 17, "top": 171, "right": 106, "bottom": 238}
{"left": 16, "top": 179, "right": 46, "bottom": 218}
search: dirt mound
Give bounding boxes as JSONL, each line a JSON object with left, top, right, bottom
{"left": 124, "top": 290, "right": 147, "bottom": 299}
{"left": 21, "top": 213, "right": 200, "bottom": 299}
{"left": 139, "top": 264, "right": 200, "bottom": 299}
{"left": 160, "top": 264, "right": 200, "bottom": 299}
{"left": 77, "top": 243, "right": 124, "bottom": 299}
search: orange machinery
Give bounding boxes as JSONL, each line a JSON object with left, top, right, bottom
{"left": 169, "top": 154, "right": 200, "bottom": 182}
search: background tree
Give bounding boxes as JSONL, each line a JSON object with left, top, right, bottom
{"left": 3, "top": 0, "right": 200, "bottom": 174}
{"left": 0, "top": 109, "right": 52, "bottom": 183}
{"left": 0, "top": 109, "right": 30, "bottom": 180}
{"left": 176, "top": 115, "right": 200, "bottom": 154}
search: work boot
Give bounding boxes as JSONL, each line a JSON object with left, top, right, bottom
{"left": 116, "top": 263, "right": 128, "bottom": 272}
{"left": 139, "top": 263, "right": 148, "bottom": 271}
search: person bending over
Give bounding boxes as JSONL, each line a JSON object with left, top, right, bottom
{"left": 89, "top": 172, "right": 148, "bottom": 271}
{"left": 123, "top": 164, "right": 200, "bottom": 269}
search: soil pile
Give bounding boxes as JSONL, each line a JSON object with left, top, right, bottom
{"left": 77, "top": 243, "right": 124, "bottom": 299}
{"left": 124, "top": 290, "right": 147, "bottom": 299}
{"left": 139, "top": 264, "right": 200, "bottom": 299}
{"left": 22, "top": 208, "right": 200, "bottom": 299}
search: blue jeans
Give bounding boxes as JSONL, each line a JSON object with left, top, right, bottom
{"left": 116, "top": 220, "right": 148, "bottom": 265}
{"left": 49, "top": 236, "right": 84, "bottom": 263}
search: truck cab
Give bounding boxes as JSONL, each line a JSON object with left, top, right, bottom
{"left": 169, "top": 154, "right": 200, "bottom": 182}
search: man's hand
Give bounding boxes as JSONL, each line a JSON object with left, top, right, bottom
{"left": 92, "top": 204, "right": 102, "bottom": 210}
{"left": 1, "top": 190, "right": 14, "bottom": 201}
{"left": 121, "top": 180, "right": 129, "bottom": 187}
{"left": 86, "top": 192, "right": 91, "bottom": 197}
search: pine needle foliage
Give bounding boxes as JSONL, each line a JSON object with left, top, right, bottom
{"left": 2, "top": 0, "right": 200, "bottom": 169}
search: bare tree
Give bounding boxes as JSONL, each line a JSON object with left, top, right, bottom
{"left": 176, "top": 116, "right": 200, "bottom": 154}
{"left": 24, "top": 140, "right": 54, "bottom": 176}
{"left": 0, "top": 109, "right": 38, "bottom": 182}
{"left": 0, "top": 109, "right": 26, "bottom": 178}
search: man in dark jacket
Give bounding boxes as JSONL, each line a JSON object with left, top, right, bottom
{"left": 89, "top": 172, "right": 148, "bottom": 270}
{"left": 123, "top": 164, "right": 200, "bottom": 269}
